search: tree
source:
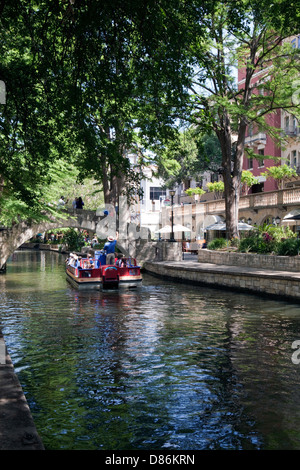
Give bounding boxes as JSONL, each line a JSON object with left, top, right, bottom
{"left": 0, "top": 1, "right": 81, "bottom": 224}
{"left": 206, "top": 181, "right": 225, "bottom": 200}
{"left": 0, "top": 0, "right": 193, "bottom": 221}
{"left": 185, "top": 187, "right": 206, "bottom": 197}
{"left": 156, "top": 127, "right": 204, "bottom": 188}
{"left": 180, "top": 0, "right": 300, "bottom": 238}
{"left": 241, "top": 170, "right": 259, "bottom": 194}
{"left": 262, "top": 164, "right": 298, "bottom": 190}
{"left": 68, "top": 0, "right": 193, "bottom": 206}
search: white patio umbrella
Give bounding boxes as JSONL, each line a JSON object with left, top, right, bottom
{"left": 204, "top": 222, "right": 226, "bottom": 231}
{"left": 204, "top": 222, "right": 254, "bottom": 231}
{"left": 282, "top": 210, "right": 300, "bottom": 224}
{"left": 155, "top": 224, "right": 192, "bottom": 234}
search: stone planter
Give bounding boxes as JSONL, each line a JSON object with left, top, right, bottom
{"left": 198, "top": 249, "right": 300, "bottom": 273}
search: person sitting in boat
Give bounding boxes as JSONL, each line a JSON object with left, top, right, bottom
{"left": 115, "top": 253, "right": 124, "bottom": 267}
{"left": 104, "top": 232, "right": 118, "bottom": 265}
{"left": 87, "top": 254, "right": 94, "bottom": 268}
{"left": 69, "top": 254, "right": 78, "bottom": 267}
{"left": 67, "top": 253, "right": 76, "bottom": 266}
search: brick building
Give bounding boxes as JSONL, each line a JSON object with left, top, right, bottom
{"left": 238, "top": 35, "right": 300, "bottom": 193}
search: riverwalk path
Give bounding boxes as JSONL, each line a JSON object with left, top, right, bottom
{"left": 1, "top": 253, "right": 300, "bottom": 450}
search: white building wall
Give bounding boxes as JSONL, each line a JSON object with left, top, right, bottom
{"left": 281, "top": 110, "right": 300, "bottom": 171}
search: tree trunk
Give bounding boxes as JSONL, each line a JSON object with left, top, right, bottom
{"left": 217, "top": 109, "right": 248, "bottom": 240}
{"left": 101, "top": 159, "right": 111, "bottom": 205}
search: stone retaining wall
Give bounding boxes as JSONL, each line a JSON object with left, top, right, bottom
{"left": 144, "top": 261, "right": 300, "bottom": 301}
{"left": 0, "top": 331, "right": 44, "bottom": 450}
{"left": 198, "top": 249, "right": 300, "bottom": 272}
{"left": 20, "top": 241, "right": 182, "bottom": 266}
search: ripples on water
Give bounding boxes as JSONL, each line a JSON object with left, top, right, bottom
{"left": 1, "top": 250, "right": 300, "bottom": 450}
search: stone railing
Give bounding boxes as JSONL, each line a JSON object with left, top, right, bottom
{"left": 202, "top": 190, "right": 285, "bottom": 214}
{"left": 174, "top": 188, "right": 300, "bottom": 222}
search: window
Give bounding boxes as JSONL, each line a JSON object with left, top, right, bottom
{"left": 211, "top": 173, "right": 219, "bottom": 183}
{"left": 150, "top": 187, "right": 166, "bottom": 201}
{"left": 258, "top": 148, "right": 264, "bottom": 167}
{"left": 292, "top": 150, "right": 297, "bottom": 168}
{"left": 248, "top": 158, "right": 253, "bottom": 169}
{"left": 293, "top": 117, "right": 297, "bottom": 133}
{"left": 285, "top": 116, "right": 290, "bottom": 131}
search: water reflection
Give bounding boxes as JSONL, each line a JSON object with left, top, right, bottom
{"left": 1, "top": 250, "right": 300, "bottom": 449}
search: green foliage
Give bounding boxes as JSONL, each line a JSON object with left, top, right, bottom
{"left": 92, "top": 243, "right": 104, "bottom": 250}
{"left": 0, "top": 0, "right": 193, "bottom": 216}
{"left": 241, "top": 171, "right": 259, "bottom": 192}
{"left": 207, "top": 237, "right": 227, "bottom": 250}
{"left": 156, "top": 128, "right": 204, "bottom": 188}
{"left": 238, "top": 234, "right": 275, "bottom": 254}
{"left": 206, "top": 181, "right": 224, "bottom": 199}
{"left": 0, "top": 1, "right": 78, "bottom": 211}
{"left": 261, "top": 165, "right": 298, "bottom": 190}
{"left": 176, "top": 1, "right": 300, "bottom": 238}
{"left": 185, "top": 187, "right": 205, "bottom": 197}
{"left": 238, "top": 224, "right": 297, "bottom": 254}
{"left": 62, "top": 228, "right": 85, "bottom": 252}
{"left": 1, "top": 0, "right": 300, "bottom": 228}
{"left": 158, "top": 129, "right": 223, "bottom": 188}
{"left": 276, "top": 238, "right": 300, "bottom": 256}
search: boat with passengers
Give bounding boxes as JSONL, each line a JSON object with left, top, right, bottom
{"left": 66, "top": 250, "right": 142, "bottom": 290}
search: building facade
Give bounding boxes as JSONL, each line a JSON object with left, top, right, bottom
{"left": 239, "top": 34, "right": 300, "bottom": 194}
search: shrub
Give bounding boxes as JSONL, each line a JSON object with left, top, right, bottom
{"left": 238, "top": 233, "right": 277, "bottom": 254}
{"left": 207, "top": 238, "right": 227, "bottom": 250}
{"left": 238, "top": 236, "right": 257, "bottom": 253}
{"left": 62, "top": 228, "right": 85, "bottom": 251}
{"left": 238, "top": 224, "right": 296, "bottom": 254}
{"left": 276, "top": 238, "right": 300, "bottom": 256}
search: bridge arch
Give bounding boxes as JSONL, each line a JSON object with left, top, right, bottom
{"left": 0, "top": 209, "right": 143, "bottom": 269}
{"left": 0, "top": 209, "right": 106, "bottom": 269}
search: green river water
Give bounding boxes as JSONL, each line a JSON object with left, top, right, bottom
{"left": 1, "top": 249, "right": 300, "bottom": 450}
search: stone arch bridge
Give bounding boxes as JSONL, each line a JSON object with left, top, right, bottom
{"left": 0, "top": 208, "right": 180, "bottom": 271}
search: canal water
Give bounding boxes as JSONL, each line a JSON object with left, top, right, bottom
{"left": 1, "top": 250, "right": 300, "bottom": 450}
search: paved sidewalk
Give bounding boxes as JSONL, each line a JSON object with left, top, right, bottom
{"left": 161, "top": 258, "right": 300, "bottom": 280}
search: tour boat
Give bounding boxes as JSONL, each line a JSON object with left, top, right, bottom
{"left": 66, "top": 251, "right": 142, "bottom": 290}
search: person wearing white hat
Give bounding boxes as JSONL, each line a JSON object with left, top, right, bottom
{"left": 104, "top": 232, "right": 118, "bottom": 265}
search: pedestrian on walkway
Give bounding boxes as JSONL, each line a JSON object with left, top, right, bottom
{"left": 76, "top": 197, "right": 84, "bottom": 209}
{"left": 57, "top": 196, "right": 68, "bottom": 209}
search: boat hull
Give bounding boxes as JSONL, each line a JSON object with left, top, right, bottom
{"left": 66, "top": 268, "right": 102, "bottom": 290}
{"left": 66, "top": 259, "right": 142, "bottom": 290}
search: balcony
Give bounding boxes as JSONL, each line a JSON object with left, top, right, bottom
{"left": 245, "top": 132, "right": 267, "bottom": 147}
{"left": 170, "top": 188, "right": 300, "bottom": 224}
{"left": 283, "top": 126, "right": 299, "bottom": 137}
